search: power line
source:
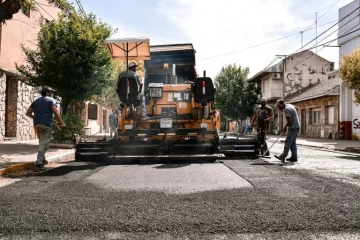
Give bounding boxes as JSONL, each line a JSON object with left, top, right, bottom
{"left": 75, "top": 0, "right": 86, "bottom": 16}
{"left": 35, "top": 2, "right": 55, "bottom": 20}
{"left": 199, "top": 19, "right": 339, "bottom": 61}
{"left": 288, "top": 23, "right": 360, "bottom": 71}
{"left": 282, "top": 0, "right": 341, "bottom": 53}
{"left": 289, "top": 6, "right": 360, "bottom": 57}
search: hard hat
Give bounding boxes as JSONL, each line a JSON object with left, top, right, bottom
{"left": 129, "top": 62, "right": 137, "bottom": 68}
{"left": 260, "top": 97, "right": 267, "bottom": 102}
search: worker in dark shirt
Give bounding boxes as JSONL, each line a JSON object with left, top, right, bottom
{"left": 250, "top": 97, "right": 273, "bottom": 156}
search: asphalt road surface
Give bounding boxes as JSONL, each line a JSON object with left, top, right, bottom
{"left": 0, "top": 143, "right": 359, "bottom": 239}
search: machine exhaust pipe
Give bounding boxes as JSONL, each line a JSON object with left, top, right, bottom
{"left": 171, "top": 64, "right": 177, "bottom": 84}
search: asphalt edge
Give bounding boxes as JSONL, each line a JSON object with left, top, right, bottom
{"left": 0, "top": 152, "right": 75, "bottom": 176}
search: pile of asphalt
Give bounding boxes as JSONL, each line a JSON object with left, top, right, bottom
{"left": 0, "top": 161, "right": 359, "bottom": 236}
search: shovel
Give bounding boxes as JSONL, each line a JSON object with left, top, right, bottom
{"left": 257, "top": 131, "right": 284, "bottom": 159}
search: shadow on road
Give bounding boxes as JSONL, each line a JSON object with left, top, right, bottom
{"left": 336, "top": 155, "right": 360, "bottom": 161}
{"left": 153, "top": 164, "right": 190, "bottom": 169}
{"left": 32, "top": 162, "right": 104, "bottom": 177}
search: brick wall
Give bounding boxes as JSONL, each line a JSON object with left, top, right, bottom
{"left": 293, "top": 96, "right": 339, "bottom": 139}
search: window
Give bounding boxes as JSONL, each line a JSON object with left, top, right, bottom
{"left": 88, "top": 104, "right": 98, "bottom": 120}
{"left": 326, "top": 106, "right": 334, "bottom": 124}
{"left": 311, "top": 108, "right": 321, "bottom": 124}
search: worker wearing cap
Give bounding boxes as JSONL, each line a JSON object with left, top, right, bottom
{"left": 118, "top": 62, "right": 149, "bottom": 120}
{"left": 250, "top": 97, "right": 273, "bottom": 156}
{"left": 26, "top": 86, "right": 66, "bottom": 171}
{"left": 274, "top": 99, "right": 300, "bottom": 164}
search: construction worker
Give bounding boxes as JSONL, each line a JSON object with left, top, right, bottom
{"left": 274, "top": 99, "right": 300, "bottom": 164}
{"left": 26, "top": 86, "right": 66, "bottom": 171}
{"left": 118, "top": 62, "right": 149, "bottom": 120}
{"left": 109, "top": 109, "right": 118, "bottom": 138}
{"left": 250, "top": 97, "right": 273, "bottom": 156}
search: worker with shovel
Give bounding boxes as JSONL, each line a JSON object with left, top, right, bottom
{"left": 250, "top": 97, "right": 273, "bottom": 157}
{"left": 274, "top": 99, "right": 300, "bottom": 164}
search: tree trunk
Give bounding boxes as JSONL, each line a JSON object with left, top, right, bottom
{"left": 0, "top": 0, "right": 21, "bottom": 23}
{"left": 60, "top": 98, "right": 71, "bottom": 115}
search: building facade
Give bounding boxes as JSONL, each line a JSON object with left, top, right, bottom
{"left": 338, "top": 0, "right": 360, "bottom": 140}
{"left": 0, "top": 0, "right": 60, "bottom": 141}
{"left": 285, "top": 75, "right": 340, "bottom": 139}
{"left": 248, "top": 50, "right": 334, "bottom": 134}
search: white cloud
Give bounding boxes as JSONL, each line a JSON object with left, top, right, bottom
{"left": 155, "top": 0, "right": 354, "bottom": 78}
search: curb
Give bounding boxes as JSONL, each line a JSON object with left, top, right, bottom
{"left": 0, "top": 152, "right": 75, "bottom": 176}
{"left": 268, "top": 139, "right": 360, "bottom": 156}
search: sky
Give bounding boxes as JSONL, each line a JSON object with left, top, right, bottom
{"left": 72, "top": 0, "right": 355, "bottom": 79}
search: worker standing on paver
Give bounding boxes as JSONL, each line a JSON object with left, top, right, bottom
{"left": 26, "top": 86, "right": 66, "bottom": 171}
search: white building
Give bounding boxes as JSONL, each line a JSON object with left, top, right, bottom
{"left": 338, "top": 0, "right": 360, "bottom": 140}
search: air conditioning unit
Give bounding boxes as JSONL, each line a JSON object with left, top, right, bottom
{"left": 272, "top": 73, "right": 281, "bottom": 80}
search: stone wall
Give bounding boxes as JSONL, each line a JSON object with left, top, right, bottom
{"left": 293, "top": 96, "right": 339, "bottom": 139}
{"left": 17, "top": 81, "right": 38, "bottom": 140}
{"left": 0, "top": 73, "right": 6, "bottom": 140}
{"left": 0, "top": 73, "right": 37, "bottom": 141}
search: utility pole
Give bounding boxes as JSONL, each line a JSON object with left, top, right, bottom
{"left": 300, "top": 31, "right": 304, "bottom": 51}
{"left": 316, "top": 12, "right": 318, "bottom": 53}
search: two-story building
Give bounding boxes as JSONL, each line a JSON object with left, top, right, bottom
{"left": 0, "top": 1, "right": 112, "bottom": 141}
{"left": 248, "top": 50, "right": 334, "bottom": 134}
{"left": 0, "top": 0, "right": 60, "bottom": 141}
{"left": 338, "top": 0, "right": 360, "bottom": 141}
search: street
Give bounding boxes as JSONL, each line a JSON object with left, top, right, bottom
{"left": 0, "top": 143, "right": 359, "bottom": 239}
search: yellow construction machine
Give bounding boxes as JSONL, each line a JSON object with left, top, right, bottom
{"left": 75, "top": 38, "right": 260, "bottom": 163}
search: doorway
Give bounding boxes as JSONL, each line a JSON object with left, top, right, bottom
{"left": 5, "top": 75, "right": 18, "bottom": 138}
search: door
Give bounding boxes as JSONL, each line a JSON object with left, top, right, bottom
{"left": 5, "top": 75, "right": 18, "bottom": 138}
{"left": 301, "top": 109, "right": 306, "bottom": 135}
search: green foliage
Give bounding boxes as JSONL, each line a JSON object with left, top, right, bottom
{"left": 52, "top": 113, "right": 84, "bottom": 142}
{"left": 214, "top": 64, "right": 257, "bottom": 124}
{"left": 0, "top": 0, "right": 71, "bottom": 23}
{"left": 340, "top": 46, "right": 360, "bottom": 103}
{"left": 16, "top": 9, "right": 115, "bottom": 114}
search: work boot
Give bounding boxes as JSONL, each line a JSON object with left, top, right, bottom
{"left": 286, "top": 157, "right": 298, "bottom": 162}
{"left": 43, "top": 159, "right": 48, "bottom": 166}
{"left": 274, "top": 154, "right": 285, "bottom": 163}
{"left": 265, "top": 151, "right": 270, "bottom": 156}
{"left": 33, "top": 164, "right": 44, "bottom": 172}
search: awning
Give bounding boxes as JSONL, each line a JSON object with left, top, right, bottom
{"left": 104, "top": 37, "right": 151, "bottom": 61}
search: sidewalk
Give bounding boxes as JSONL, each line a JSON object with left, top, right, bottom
{"left": 0, "top": 139, "right": 75, "bottom": 176}
{"left": 267, "top": 134, "right": 360, "bottom": 154}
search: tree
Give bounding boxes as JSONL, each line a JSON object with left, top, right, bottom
{"left": 0, "top": 0, "right": 70, "bottom": 23}
{"left": 339, "top": 46, "right": 360, "bottom": 103}
{"left": 214, "top": 64, "right": 257, "bottom": 131}
{"left": 16, "top": 10, "right": 115, "bottom": 114}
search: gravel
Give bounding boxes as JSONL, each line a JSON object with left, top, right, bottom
{"left": 0, "top": 160, "right": 359, "bottom": 237}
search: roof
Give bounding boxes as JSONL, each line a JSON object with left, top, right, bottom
{"left": 104, "top": 37, "right": 151, "bottom": 60}
{"left": 285, "top": 77, "right": 340, "bottom": 103}
{"left": 248, "top": 50, "right": 332, "bottom": 83}
{"left": 150, "top": 44, "right": 195, "bottom": 53}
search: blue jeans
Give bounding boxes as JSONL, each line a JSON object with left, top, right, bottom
{"left": 34, "top": 124, "right": 53, "bottom": 165}
{"left": 281, "top": 128, "right": 298, "bottom": 158}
